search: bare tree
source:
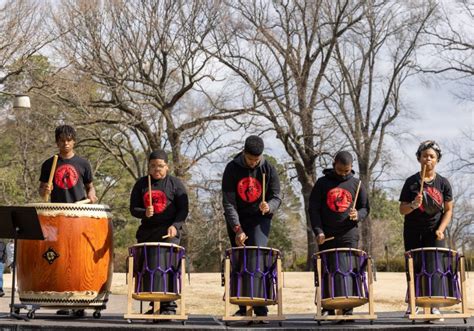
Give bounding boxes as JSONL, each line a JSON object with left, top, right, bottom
{"left": 445, "top": 182, "right": 474, "bottom": 252}
{"left": 322, "top": 1, "right": 436, "bottom": 254}
{"left": 418, "top": 0, "right": 473, "bottom": 101}
{"left": 210, "top": 0, "right": 366, "bottom": 268}
{"left": 51, "top": 0, "right": 240, "bottom": 179}
{"left": 0, "top": 0, "right": 53, "bottom": 89}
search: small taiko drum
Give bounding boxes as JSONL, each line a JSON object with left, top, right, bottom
{"left": 129, "top": 243, "right": 185, "bottom": 301}
{"left": 406, "top": 247, "right": 461, "bottom": 307}
{"left": 17, "top": 203, "right": 113, "bottom": 309}
{"left": 226, "top": 246, "right": 280, "bottom": 306}
{"left": 315, "top": 248, "right": 369, "bottom": 310}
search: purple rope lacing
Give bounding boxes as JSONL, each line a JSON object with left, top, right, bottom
{"left": 228, "top": 247, "right": 279, "bottom": 302}
{"left": 320, "top": 248, "right": 369, "bottom": 299}
{"left": 413, "top": 248, "right": 461, "bottom": 300}
{"left": 130, "top": 244, "right": 185, "bottom": 294}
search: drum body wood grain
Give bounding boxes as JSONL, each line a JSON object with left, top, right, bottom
{"left": 17, "top": 203, "right": 113, "bottom": 308}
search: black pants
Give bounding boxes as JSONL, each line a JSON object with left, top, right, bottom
{"left": 226, "top": 216, "right": 271, "bottom": 316}
{"left": 403, "top": 224, "right": 445, "bottom": 251}
{"left": 318, "top": 227, "right": 359, "bottom": 251}
{"left": 138, "top": 225, "right": 181, "bottom": 313}
{"left": 318, "top": 227, "right": 359, "bottom": 315}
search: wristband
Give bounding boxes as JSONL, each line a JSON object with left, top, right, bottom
{"left": 233, "top": 225, "right": 241, "bottom": 234}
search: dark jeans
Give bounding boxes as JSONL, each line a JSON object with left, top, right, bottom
{"left": 318, "top": 227, "right": 359, "bottom": 315}
{"left": 318, "top": 227, "right": 359, "bottom": 251}
{"left": 138, "top": 226, "right": 181, "bottom": 313}
{"left": 226, "top": 216, "right": 271, "bottom": 316}
{"left": 403, "top": 224, "right": 445, "bottom": 251}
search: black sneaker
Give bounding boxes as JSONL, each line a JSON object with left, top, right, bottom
{"left": 342, "top": 308, "right": 355, "bottom": 322}
{"left": 0, "top": 289, "right": 5, "bottom": 297}
{"left": 233, "top": 309, "right": 246, "bottom": 316}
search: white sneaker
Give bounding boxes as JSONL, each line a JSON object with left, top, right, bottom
{"left": 431, "top": 307, "right": 444, "bottom": 321}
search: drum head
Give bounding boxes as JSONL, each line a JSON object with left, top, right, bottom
{"left": 322, "top": 297, "right": 368, "bottom": 310}
{"left": 415, "top": 297, "right": 461, "bottom": 308}
{"left": 315, "top": 247, "right": 367, "bottom": 257}
{"left": 407, "top": 247, "right": 457, "bottom": 257}
{"left": 131, "top": 242, "right": 185, "bottom": 251}
{"left": 132, "top": 292, "right": 180, "bottom": 302}
{"left": 226, "top": 246, "right": 280, "bottom": 256}
{"left": 230, "top": 297, "right": 277, "bottom": 306}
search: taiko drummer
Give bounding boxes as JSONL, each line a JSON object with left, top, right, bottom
{"left": 221, "top": 135, "right": 281, "bottom": 317}
{"left": 38, "top": 124, "right": 97, "bottom": 316}
{"left": 399, "top": 140, "right": 453, "bottom": 317}
{"left": 129, "top": 150, "right": 189, "bottom": 315}
{"left": 308, "top": 151, "right": 370, "bottom": 318}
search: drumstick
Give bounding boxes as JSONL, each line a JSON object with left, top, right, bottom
{"left": 75, "top": 199, "right": 91, "bottom": 204}
{"left": 162, "top": 234, "right": 170, "bottom": 239}
{"left": 148, "top": 174, "right": 153, "bottom": 207}
{"left": 261, "top": 173, "right": 266, "bottom": 215}
{"left": 352, "top": 180, "right": 361, "bottom": 210}
{"left": 419, "top": 164, "right": 426, "bottom": 195}
{"left": 45, "top": 154, "right": 59, "bottom": 202}
{"left": 323, "top": 236, "right": 335, "bottom": 243}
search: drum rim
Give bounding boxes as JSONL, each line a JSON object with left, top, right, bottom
{"left": 314, "top": 248, "right": 367, "bottom": 256}
{"left": 25, "top": 202, "right": 111, "bottom": 211}
{"left": 225, "top": 246, "right": 281, "bottom": 253}
{"left": 130, "top": 242, "right": 185, "bottom": 249}
{"left": 407, "top": 247, "right": 457, "bottom": 254}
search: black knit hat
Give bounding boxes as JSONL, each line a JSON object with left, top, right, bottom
{"left": 244, "top": 135, "right": 264, "bottom": 156}
{"left": 149, "top": 150, "right": 168, "bottom": 163}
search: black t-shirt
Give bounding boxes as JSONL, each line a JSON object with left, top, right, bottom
{"left": 308, "top": 169, "right": 370, "bottom": 237}
{"left": 39, "top": 155, "right": 93, "bottom": 203}
{"left": 130, "top": 175, "right": 189, "bottom": 242}
{"left": 399, "top": 172, "right": 453, "bottom": 230}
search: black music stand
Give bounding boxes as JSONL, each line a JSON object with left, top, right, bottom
{"left": 0, "top": 206, "right": 44, "bottom": 321}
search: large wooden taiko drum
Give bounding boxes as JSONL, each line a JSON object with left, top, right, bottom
{"left": 17, "top": 203, "right": 114, "bottom": 309}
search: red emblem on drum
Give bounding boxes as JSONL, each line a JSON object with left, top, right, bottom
{"left": 54, "top": 164, "right": 79, "bottom": 189}
{"left": 326, "top": 188, "right": 352, "bottom": 212}
{"left": 237, "top": 177, "right": 262, "bottom": 203}
{"left": 144, "top": 190, "right": 167, "bottom": 213}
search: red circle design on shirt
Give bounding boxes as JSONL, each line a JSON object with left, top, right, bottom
{"left": 54, "top": 164, "right": 79, "bottom": 190}
{"left": 426, "top": 186, "right": 443, "bottom": 205}
{"left": 419, "top": 186, "right": 443, "bottom": 213}
{"left": 237, "top": 177, "right": 262, "bottom": 203}
{"left": 145, "top": 190, "right": 167, "bottom": 214}
{"left": 326, "top": 188, "right": 352, "bottom": 213}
